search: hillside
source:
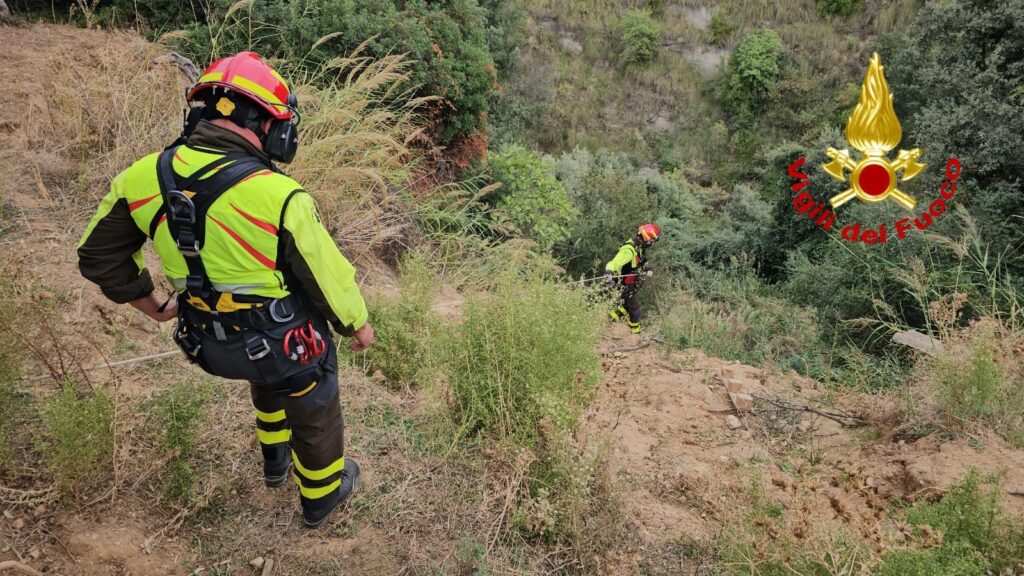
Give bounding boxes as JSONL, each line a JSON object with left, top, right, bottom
{"left": 3, "top": 6, "right": 1024, "bottom": 576}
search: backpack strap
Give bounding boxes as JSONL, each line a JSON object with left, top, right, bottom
{"left": 155, "top": 146, "right": 268, "bottom": 311}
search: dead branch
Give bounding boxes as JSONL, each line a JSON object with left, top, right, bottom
{"left": 0, "top": 561, "right": 45, "bottom": 576}
{"left": 599, "top": 337, "right": 664, "bottom": 355}
{"left": 153, "top": 52, "right": 200, "bottom": 83}
{"left": 752, "top": 394, "right": 866, "bottom": 428}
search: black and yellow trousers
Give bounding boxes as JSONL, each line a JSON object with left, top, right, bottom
{"left": 251, "top": 345, "right": 347, "bottom": 516}
{"left": 610, "top": 284, "right": 644, "bottom": 333}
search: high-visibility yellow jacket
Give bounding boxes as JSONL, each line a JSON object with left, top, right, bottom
{"left": 77, "top": 121, "right": 367, "bottom": 334}
{"left": 605, "top": 239, "right": 645, "bottom": 276}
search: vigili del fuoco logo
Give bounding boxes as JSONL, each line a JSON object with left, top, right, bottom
{"left": 787, "top": 53, "right": 962, "bottom": 244}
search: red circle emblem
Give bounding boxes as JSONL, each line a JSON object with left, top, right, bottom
{"left": 858, "top": 164, "right": 891, "bottom": 196}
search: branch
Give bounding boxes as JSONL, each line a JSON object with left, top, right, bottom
{"left": 752, "top": 393, "right": 866, "bottom": 428}
{"left": 0, "top": 561, "right": 45, "bottom": 576}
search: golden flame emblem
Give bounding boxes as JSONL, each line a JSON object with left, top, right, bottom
{"left": 823, "top": 53, "right": 925, "bottom": 210}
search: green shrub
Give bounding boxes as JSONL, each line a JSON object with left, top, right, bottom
{"left": 39, "top": 384, "right": 114, "bottom": 494}
{"left": 878, "top": 470, "right": 1024, "bottom": 575}
{"left": 443, "top": 275, "right": 602, "bottom": 445}
{"left": 621, "top": 9, "right": 661, "bottom": 64}
{"left": 721, "top": 29, "right": 784, "bottom": 121}
{"left": 357, "top": 254, "right": 441, "bottom": 389}
{"left": 922, "top": 320, "right": 1024, "bottom": 446}
{"left": 144, "top": 380, "right": 216, "bottom": 503}
{"left": 707, "top": 9, "right": 735, "bottom": 47}
{"left": 816, "top": 0, "right": 863, "bottom": 18}
{"left": 488, "top": 144, "right": 578, "bottom": 252}
{"left": 171, "top": 0, "right": 496, "bottom": 143}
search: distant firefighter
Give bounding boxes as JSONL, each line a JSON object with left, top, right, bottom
{"left": 604, "top": 223, "right": 660, "bottom": 334}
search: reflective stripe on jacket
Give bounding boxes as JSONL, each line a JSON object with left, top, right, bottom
{"left": 78, "top": 121, "right": 368, "bottom": 334}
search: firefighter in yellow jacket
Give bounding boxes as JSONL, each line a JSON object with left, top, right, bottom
{"left": 77, "top": 52, "right": 372, "bottom": 529}
{"left": 605, "top": 223, "right": 660, "bottom": 334}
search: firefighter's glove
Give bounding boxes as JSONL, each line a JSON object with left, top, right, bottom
{"left": 604, "top": 271, "right": 617, "bottom": 287}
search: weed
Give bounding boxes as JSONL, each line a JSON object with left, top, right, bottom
{"left": 877, "top": 470, "right": 1024, "bottom": 575}
{"left": 143, "top": 379, "right": 216, "bottom": 503}
{"left": 354, "top": 254, "right": 441, "bottom": 390}
{"left": 442, "top": 275, "right": 602, "bottom": 445}
{"left": 38, "top": 383, "right": 114, "bottom": 494}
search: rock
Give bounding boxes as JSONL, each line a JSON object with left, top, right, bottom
{"left": 33, "top": 505, "right": 46, "bottom": 518}
{"left": 729, "top": 392, "right": 753, "bottom": 413}
{"left": 721, "top": 367, "right": 738, "bottom": 379}
{"left": 892, "top": 329, "right": 944, "bottom": 357}
{"left": 559, "top": 35, "right": 583, "bottom": 55}
{"left": 371, "top": 370, "right": 386, "bottom": 382}
{"left": 740, "top": 430, "right": 752, "bottom": 440}
{"left": 725, "top": 415, "right": 742, "bottom": 430}
{"left": 12, "top": 517, "right": 25, "bottom": 530}
{"left": 250, "top": 557, "right": 266, "bottom": 570}
{"left": 29, "top": 547, "right": 40, "bottom": 560}
{"left": 724, "top": 378, "right": 746, "bottom": 393}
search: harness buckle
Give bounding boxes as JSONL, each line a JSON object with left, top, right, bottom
{"left": 166, "top": 190, "right": 196, "bottom": 225}
{"left": 177, "top": 238, "right": 201, "bottom": 257}
{"left": 245, "top": 336, "right": 272, "bottom": 361}
{"left": 268, "top": 298, "right": 296, "bottom": 323}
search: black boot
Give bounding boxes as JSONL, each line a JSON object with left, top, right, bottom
{"left": 263, "top": 448, "right": 292, "bottom": 488}
{"left": 302, "top": 458, "right": 360, "bottom": 529}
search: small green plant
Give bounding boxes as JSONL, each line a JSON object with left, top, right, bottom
{"left": 817, "top": 0, "right": 863, "bottom": 18}
{"left": 488, "top": 144, "right": 578, "bottom": 252}
{"left": 144, "top": 380, "right": 215, "bottom": 503}
{"left": 707, "top": 9, "right": 735, "bottom": 46}
{"left": 621, "top": 8, "right": 661, "bottom": 64}
{"left": 443, "top": 275, "right": 602, "bottom": 445}
{"left": 356, "top": 254, "right": 441, "bottom": 390}
{"left": 878, "top": 470, "right": 1024, "bottom": 575}
{"left": 38, "top": 383, "right": 114, "bottom": 494}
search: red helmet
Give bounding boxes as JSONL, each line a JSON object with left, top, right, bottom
{"left": 187, "top": 52, "right": 294, "bottom": 120}
{"left": 638, "top": 223, "right": 661, "bottom": 244}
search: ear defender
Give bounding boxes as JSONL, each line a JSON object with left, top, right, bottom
{"left": 263, "top": 93, "right": 300, "bottom": 164}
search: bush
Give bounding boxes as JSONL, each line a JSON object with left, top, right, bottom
{"left": 621, "top": 9, "right": 661, "bottom": 64}
{"left": 919, "top": 319, "right": 1024, "bottom": 446}
{"left": 443, "top": 275, "right": 602, "bottom": 445}
{"left": 878, "top": 470, "right": 1024, "bottom": 575}
{"left": 720, "top": 29, "right": 784, "bottom": 121}
{"left": 144, "top": 380, "right": 216, "bottom": 503}
{"left": 177, "top": 0, "right": 495, "bottom": 143}
{"left": 356, "top": 254, "right": 441, "bottom": 390}
{"left": 817, "top": 0, "right": 863, "bottom": 18}
{"left": 39, "top": 384, "right": 114, "bottom": 494}
{"left": 707, "top": 8, "right": 735, "bottom": 47}
{"left": 488, "top": 144, "right": 578, "bottom": 252}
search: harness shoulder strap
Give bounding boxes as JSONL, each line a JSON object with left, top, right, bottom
{"left": 155, "top": 146, "right": 269, "bottom": 305}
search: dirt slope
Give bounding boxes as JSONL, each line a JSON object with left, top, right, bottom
{"left": 588, "top": 324, "right": 1024, "bottom": 569}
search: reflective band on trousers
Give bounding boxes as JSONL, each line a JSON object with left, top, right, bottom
{"left": 257, "top": 428, "right": 291, "bottom": 444}
{"left": 256, "top": 409, "right": 286, "bottom": 423}
{"left": 295, "top": 477, "right": 341, "bottom": 500}
{"left": 292, "top": 451, "right": 345, "bottom": 482}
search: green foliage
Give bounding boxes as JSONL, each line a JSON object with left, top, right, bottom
{"left": 488, "top": 144, "right": 578, "bottom": 251}
{"left": 144, "top": 380, "right": 216, "bottom": 503}
{"left": 660, "top": 263, "right": 823, "bottom": 370}
{"left": 444, "top": 275, "right": 602, "bottom": 445}
{"left": 39, "top": 384, "right": 114, "bottom": 493}
{"left": 553, "top": 149, "right": 699, "bottom": 276}
{"left": 931, "top": 329, "right": 1003, "bottom": 423}
{"left": 620, "top": 8, "right": 661, "bottom": 64}
{"left": 707, "top": 8, "right": 735, "bottom": 47}
{"left": 721, "top": 29, "right": 784, "bottom": 121}
{"left": 114, "top": 0, "right": 497, "bottom": 143}
{"left": 816, "top": 0, "right": 862, "bottom": 18}
{"left": 878, "top": 0, "right": 1024, "bottom": 279}
{"left": 357, "top": 254, "right": 441, "bottom": 390}
{"left": 878, "top": 470, "right": 1024, "bottom": 575}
